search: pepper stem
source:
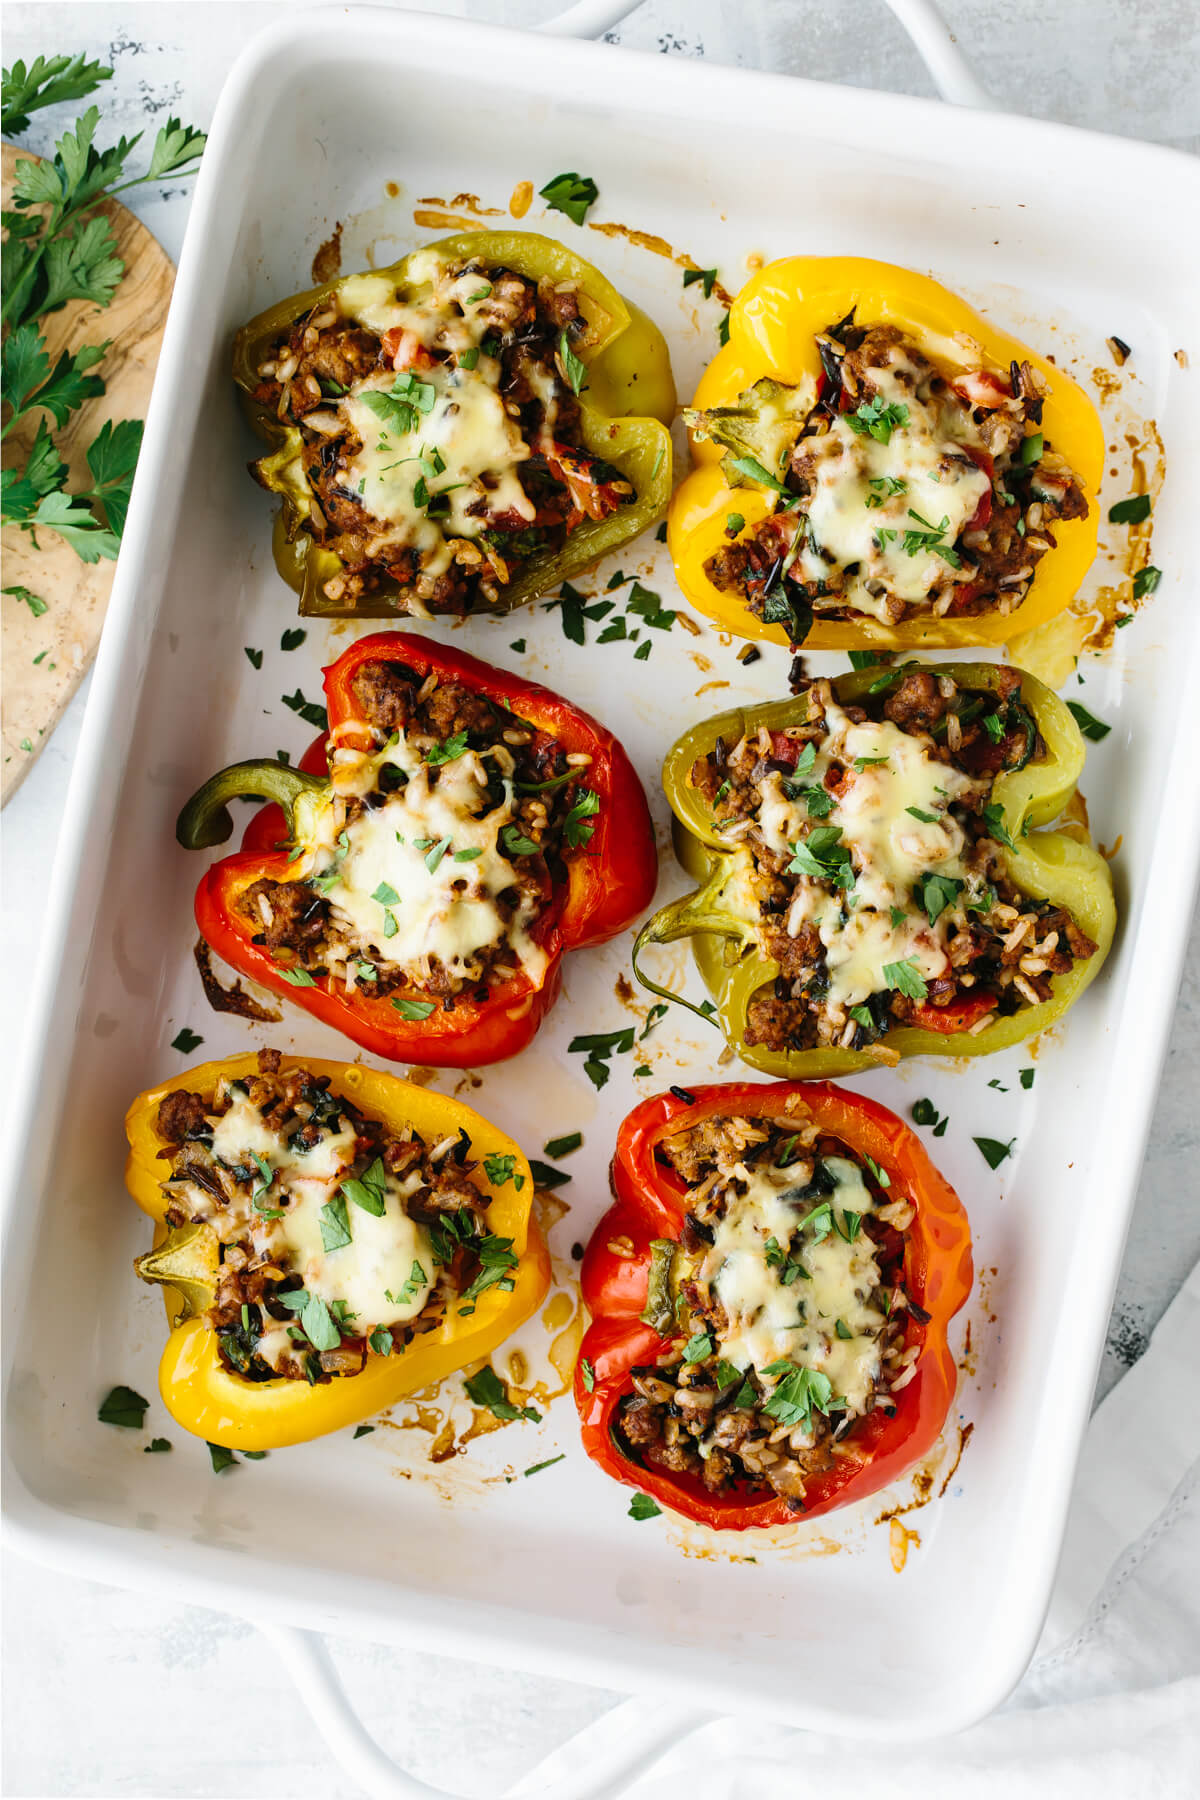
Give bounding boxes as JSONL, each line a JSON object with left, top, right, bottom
{"left": 630, "top": 877, "right": 752, "bottom": 1030}
{"left": 176, "top": 760, "right": 328, "bottom": 850}
{"left": 134, "top": 1222, "right": 220, "bottom": 1327}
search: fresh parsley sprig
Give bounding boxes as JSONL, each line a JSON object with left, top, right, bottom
{"left": 1, "top": 52, "right": 206, "bottom": 569}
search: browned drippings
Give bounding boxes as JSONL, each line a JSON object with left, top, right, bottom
{"left": 889, "top": 1517, "right": 921, "bottom": 1571}
{"left": 510, "top": 180, "right": 534, "bottom": 219}
{"left": 586, "top": 220, "right": 735, "bottom": 307}
{"left": 311, "top": 223, "right": 343, "bottom": 285}
{"left": 937, "top": 1421, "right": 975, "bottom": 1498}
{"left": 412, "top": 210, "right": 479, "bottom": 233}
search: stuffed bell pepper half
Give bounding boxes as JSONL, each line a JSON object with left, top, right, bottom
{"left": 575, "top": 1081, "right": 972, "bottom": 1527}
{"left": 178, "top": 633, "right": 659, "bottom": 1067}
{"left": 126, "top": 1050, "right": 551, "bottom": 1450}
{"left": 668, "top": 257, "right": 1103, "bottom": 649}
{"left": 234, "top": 230, "right": 676, "bottom": 616}
{"left": 633, "top": 662, "right": 1115, "bottom": 1078}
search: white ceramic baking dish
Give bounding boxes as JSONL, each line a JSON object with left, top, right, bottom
{"left": 4, "top": 3, "right": 1199, "bottom": 1793}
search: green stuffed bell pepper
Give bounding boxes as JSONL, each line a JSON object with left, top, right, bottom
{"left": 633, "top": 661, "right": 1115, "bottom": 1078}
{"left": 232, "top": 230, "right": 675, "bottom": 618}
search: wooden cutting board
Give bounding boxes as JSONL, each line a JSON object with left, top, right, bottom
{"left": 2, "top": 144, "right": 174, "bottom": 805}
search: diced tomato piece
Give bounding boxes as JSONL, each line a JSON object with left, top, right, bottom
{"left": 381, "top": 326, "right": 435, "bottom": 371}
{"left": 911, "top": 992, "right": 998, "bottom": 1034}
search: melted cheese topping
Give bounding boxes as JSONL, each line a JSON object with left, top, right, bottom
{"left": 703, "top": 1155, "right": 885, "bottom": 1416}
{"left": 738, "top": 699, "right": 987, "bottom": 1010}
{"left": 297, "top": 730, "right": 549, "bottom": 990}
{"left": 790, "top": 348, "right": 990, "bottom": 621}
{"left": 180, "top": 1089, "right": 435, "bottom": 1368}
{"left": 331, "top": 254, "right": 546, "bottom": 578}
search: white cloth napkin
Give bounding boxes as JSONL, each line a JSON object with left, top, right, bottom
{"left": 511, "top": 1262, "right": 1200, "bottom": 1800}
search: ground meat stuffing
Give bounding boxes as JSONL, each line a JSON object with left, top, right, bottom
{"left": 688, "top": 318, "right": 1089, "bottom": 637}
{"left": 150, "top": 1050, "right": 515, "bottom": 1383}
{"left": 613, "top": 1114, "right": 917, "bottom": 1507}
{"left": 238, "top": 657, "right": 596, "bottom": 1008}
{"left": 251, "top": 255, "right": 635, "bottom": 614}
{"left": 688, "top": 668, "right": 1097, "bottom": 1055}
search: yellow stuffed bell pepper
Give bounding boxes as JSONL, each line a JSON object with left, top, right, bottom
{"left": 633, "top": 663, "right": 1115, "bottom": 1079}
{"left": 125, "top": 1051, "right": 550, "bottom": 1450}
{"left": 234, "top": 229, "right": 675, "bottom": 618}
{"left": 668, "top": 257, "right": 1103, "bottom": 651}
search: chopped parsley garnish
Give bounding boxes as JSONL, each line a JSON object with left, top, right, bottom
{"left": 865, "top": 474, "right": 907, "bottom": 508}
{"left": 281, "top": 628, "right": 306, "bottom": 651}
{"left": 1133, "top": 565, "right": 1161, "bottom": 598}
{"left": 847, "top": 397, "right": 909, "bottom": 445}
{"left": 558, "top": 331, "right": 587, "bottom": 396}
{"left": 882, "top": 958, "right": 928, "bottom": 1000}
{"left": 509, "top": 636, "right": 526, "bottom": 652}
{"left": 1020, "top": 431, "right": 1044, "bottom": 465}
{"left": 97, "top": 1385, "right": 149, "bottom": 1428}
{"left": 281, "top": 688, "right": 328, "bottom": 731}
{"left": 423, "top": 835, "right": 452, "bottom": 872}
{"left": 563, "top": 787, "right": 601, "bottom": 848}
{"left": 464, "top": 1364, "right": 540, "bottom": 1423}
{"left": 538, "top": 171, "right": 598, "bottom": 226}
{"left": 761, "top": 1362, "right": 834, "bottom": 1430}
{"left": 244, "top": 646, "right": 262, "bottom": 669}
{"left": 1108, "top": 493, "right": 1151, "bottom": 525}
{"left": 524, "top": 1454, "right": 566, "bottom": 1477}
{"left": 353, "top": 1424, "right": 375, "bottom": 1438}
{"left": 911, "top": 1097, "right": 938, "bottom": 1126}
{"left": 371, "top": 880, "right": 400, "bottom": 906}
{"left": 391, "top": 997, "right": 436, "bottom": 1020}
{"left": 628, "top": 1492, "right": 662, "bottom": 1520}
{"left": 208, "top": 1442, "right": 238, "bottom": 1473}
{"left": 144, "top": 1437, "right": 172, "bottom": 1453}
{"left": 905, "top": 805, "right": 938, "bottom": 823}
{"left": 568, "top": 1026, "right": 635, "bottom": 1090}
{"left": 981, "top": 803, "right": 1014, "bottom": 848}
{"left": 581, "top": 1358, "right": 596, "bottom": 1393}
{"left": 368, "top": 1327, "right": 394, "bottom": 1357}
{"left": 482, "top": 1153, "right": 520, "bottom": 1189}
{"left": 341, "top": 1157, "right": 388, "bottom": 1216}
{"left": 528, "top": 1159, "right": 570, "bottom": 1189}
{"left": 500, "top": 824, "right": 540, "bottom": 858}
{"left": 902, "top": 509, "right": 961, "bottom": 567}
{"left": 1019, "top": 1067, "right": 1036, "bottom": 1089}
{"left": 915, "top": 870, "right": 963, "bottom": 925}
{"left": 683, "top": 1331, "right": 715, "bottom": 1364}
{"left": 718, "top": 310, "right": 731, "bottom": 347}
{"left": 319, "top": 1193, "right": 352, "bottom": 1252}
{"left": 427, "top": 730, "right": 469, "bottom": 765}
{"left": 787, "top": 825, "right": 854, "bottom": 887}
{"left": 683, "top": 266, "right": 718, "bottom": 299}
{"left": 863, "top": 1155, "right": 891, "bottom": 1190}
{"left": 544, "top": 1131, "right": 582, "bottom": 1159}
{"left": 726, "top": 510, "right": 745, "bottom": 534}
{"left": 170, "top": 1026, "right": 203, "bottom": 1054}
{"left": 1066, "top": 700, "right": 1111, "bottom": 742}
{"left": 848, "top": 650, "right": 888, "bottom": 670}
{"left": 974, "top": 1135, "right": 1015, "bottom": 1170}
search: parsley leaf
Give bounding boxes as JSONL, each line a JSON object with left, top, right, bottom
{"left": 1108, "top": 494, "right": 1151, "bottom": 525}
{"left": 426, "top": 730, "right": 469, "bottom": 766}
{"left": 683, "top": 266, "right": 718, "bottom": 299}
{"left": 170, "top": 1026, "right": 203, "bottom": 1054}
{"left": 563, "top": 787, "right": 601, "bottom": 848}
{"left": 538, "top": 171, "right": 598, "bottom": 226}
{"left": 1066, "top": 700, "right": 1111, "bottom": 742}
{"left": 464, "top": 1364, "right": 540, "bottom": 1423}
{"left": 558, "top": 330, "right": 587, "bottom": 395}
{"left": 847, "top": 397, "right": 909, "bottom": 445}
{"left": 882, "top": 958, "right": 928, "bottom": 1000}
{"left": 391, "top": 997, "right": 436, "bottom": 1021}
{"left": 629, "top": 1492, "right": 662, "bottom": 1520}
{"left": 974, "top": 1135, "right": 1015, "bottom": 1170}
{"left": 97, "top": 1385, "right": 148, "bottom": 1428}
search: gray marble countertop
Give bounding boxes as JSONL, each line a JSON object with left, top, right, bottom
{"left": 2, "top": 4, "right": 1197, "bottom": 1793}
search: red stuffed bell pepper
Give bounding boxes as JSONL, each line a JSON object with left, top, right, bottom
{"left": 178, "top": 632, "right": 658, "bottom": 1066}
{"left": 575, "top": 1082, "right": 972, "bottom": 1529}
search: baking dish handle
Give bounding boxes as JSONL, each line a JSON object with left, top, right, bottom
{"left": 540, "top": 0, "right": 991, "bottom": 107}
{"left": 263, "top": 1621, "right": 708, "bottom": 1800}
